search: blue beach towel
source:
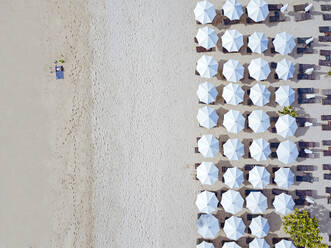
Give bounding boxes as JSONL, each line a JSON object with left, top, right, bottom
{"left": 55, "top": 65, "right": 64, "bottom": 79}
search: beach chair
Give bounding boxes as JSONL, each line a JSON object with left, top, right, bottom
{"left": 295, "top": 12, "right": 311, "bottom": 22}
{"left": 297, "top": 47, "right": 313, "bottom": 54}
{"left": 326, "top": 187, "right": 331, "bottom": 193}
{"left": 324, "top": 174, "right": 331, "bottom": 180}
{"left": 320, "top": 50, "right": 331, "bottom": 56}
{"left": 296, "top": 173, "right": 314, "bottom": 183}
{"left": 297, "top": 37, "right": 312, "bottom": 45}
{"left": 322, "top": 125, "right": 331, "bottom": 130}
{"left": 319, "top": 60, "right": 331, "bottom": 66}
{"left": 55, "top": 66, "right": 64, "bottom": 79}
{"left": 268, "top": 4, "right": 281, "bottom": 11}
{"left": 319, "top": 26, "right": 331, "bottom": 33}
{"left": 322, "top": 89, "right": 331, "bottom": 95}
{"left": 322, "top": 99, "right": 331, "bottom": 105}
{"left": 321, "top": 5, "right": 331, "bottom": 11}
{"left": 324, "top": 164, "right": 331, "bottom": 170}
{"left": 298, "top": 98, "right": 316, "bottom": 104}
{"left": 323, "top": 14, "right": 331, "bottom": 21}
{"left": 294, "top": 198, "right": 306, "bottom": 206}
{"left": 298, "top": 64, "right": 314, "bottom": 72}
{"left": 297, "top": 165, "right": 315, "bottom": 171}
{"left": 296, "top": 190, "right": 313, "bottom": 197}
{"left": 324, "top": 150, "right": 331, "bottom": 155}
{"left": 297, "top": 74, "right": 315, "bottom": 80}
{"left": 319, "top": 36, "right": 331, "bottom": 42}
{"left": 297, "top": 88, "right": 314, "bottom": 94}
{"left": 323, "top": 139, "right": 331, "bottom": 144}
{"left": 294, "top": 3, "right": 308, "bottom": 12}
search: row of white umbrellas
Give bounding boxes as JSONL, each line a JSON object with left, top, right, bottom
{"left": 196, "top": 190, "right": 295, "bottom": 216}
{"left": 197, "top": 55, "right": 296, "bottom": 80}
{"left": 198, "top": 135, "right": 299, "bottom": 164}
{"left": 194, "top": 0, "right": 270, "bottom": 24}
{"left": 197, "top": 28, "right": 295, "bottom": 55}
{"left": 198, "top": 107, "right": 298, "bottom": 138}
{"left": 197, "top": 164, "right": 294, "bottom": 189}
{"left": 197, "top": 240, "right": 295, "bottom": 248}
{"left": 197, "top": 82, "right": 295, "bottom": 106}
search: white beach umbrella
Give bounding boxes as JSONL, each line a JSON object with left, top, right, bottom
{"left": 249, "top": 83, "right": 271, "bottom": 106}
{"left": 305, "top": 37, "right": 314, "bottom": 45}
{"left": 246, "top": 192, "right": 268, "bottom": 213}
{"left": 222, "top": 83, "right": 244, "bottom": 105}
{"left": 274, "top": 168, "right": 295, "bottom": 188}
{"left": 197, "top": 214, "right": 220, "bottom": 239}
{"left": 223, "top": 139, "right": 245, "bottom": 161}
{"left": 305, "top": 3, "right": 313, "bottom": 12}
{"left": 248, "top": 110, "right": 270, "bottom": 133}
{"left": 249, "top": 166, "right": 270, "bottom": 189}
{"left": 276, "top": 140, "right": 298, "bottom": 164}
{"left": 198, "top": 135, "right": 220, "bottom": 158}
{"left": 249, "top": 238, "right": 270, "bottom": 248}
{"left": 194, "top": 0, "right": 217, "bottom": 24}
{"left": 223, "top": 110, "right": 245, "bottom": 134}
{"left": 223, "top": 216, "right": 245, "bottom": 241}
{"left": 197, "top": 241, "right": 215, "bottom": 248}
{"left": 196, "top": 55, "right": 218, "bottom": 78}
{"left": 196, "top": 26, "right": 219, "bottom": 50}
{"left": 248, "top": 58, "right": 270, "bottom": 81}
{"left": 196, "top": 191, "right": 219, "bottom": 214}
{"left": 249, "top": 139, "right": 271, "bottom": 162}
{"left": 223, "top": 242, "right": 241, "bottom": 248}
{"left": 221, "top": 190, "right": 244, "bottom": 214}
{"left": 223, "top": 59, "right": 244, "bottom": 82}
{"left": 273, "top": 193, "right": 295, "bottom": 215}
{"left": 273, "top": 32, "right": 295, "bottom": 55}
{"left": 249, "top": 216, "right": 270, "bottom": 238}
{"left": 275, "top": 59, "right": 295, "bottom": 80}
{"left": 223, "top": 0, "right": 243, "bottom": 20}
{"left": 275, "top": 86, "right": 295, "bottom": 106}
{"left": 223, "top": 167, "right": 244, "bottom": 189}
{"left": 305, "top": 68, "right": 314, "bottom": 75}
{"left": 197, "top": 82, "right": 219, "bottom": 104}
{"left": 248, "top": 32, "right": 269, "bottom": 54}
{"left": 275, "top": 240, "right": 295, "bottom": 248}
{"left": 275, "top": 115, "right": 298, "bottom": 138}
{"left": 247, "top": 0, "right": 269, "bottom": 22}
{"left": 197, "top": 106, "right": 219, "bottom": 129}
{"left": 305, "top": 121, "right": 313, "bottom": 127}
{"left": 222, "top": 30, "right": 244, "bottom": 52}
{"left": 197, "top": 162, "right": 219, "bottom": 185}
{"left": 280, "top": 3, "right": 289, "bottom": 13}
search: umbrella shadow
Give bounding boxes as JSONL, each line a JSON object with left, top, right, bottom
{"left": 266, "top": 211, "right": 283, "bottom": 232}
{"left": 308, "top": 204, "right": 331, "bottom": 234}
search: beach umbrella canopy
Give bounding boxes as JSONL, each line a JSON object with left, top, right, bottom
{"left": 248, "top": 110, "right": 270, "bottom": 133}
{"left": 223, "top": 139, "right": 245, "bottom": 160}
{"left": 197, "top": 82, "right": 219, "bottom": 104}
{"left": 196, "top": 55, "right": 219, "bottom": 78}
{"left": 249, "top": 216, "right": 270, "bottom": 238}
{"left": 197, "top": 106, "right": 219, "bottom": 129}
{"left": 196, "top": 191, "right": 219, "bottom": 214}
{"left": 273, "top": 32, "right": 296, "bottom": 55}
{"left": 197, "top": 162, "right": 219, "bottom": 185}
{"left": 273, "top": 193, "right": 295, "bottom": 215}
{"left": 275, "top": 86, "right": 295, "bottom": 106}
{"left": 249, "top": 166, "right": 270, "bottom": 189}
{"left": 196, "top": 26, "right": 219, "bottom": 49}
{"left": 197, "top": 214, "right": 220, "bottom": 239}
{"left": 222, "top": 83, "right": 244, "bottom": 105}
{"left": 274, "top": 168, "right": 295, "bottom": 188}
{"left": 276, "top": 59, "right": 295, "bottom": 80}
{"left": 197, "top": 241, "right": 215, "bottom": 248}
{"left": 246, "top": 192, "right": 268, "bottom": 213}
{"left": 248, "top": 58, "right": 270, "bottom": 81}
{"left": 223, "top": 110, "right": 245, "bottom": 134}
{"left": 223, "top": 59, "right": 244, "bottom": 82}
{"left": 276, "top": 140, "right": 298, "bottom": 164}
{"left": 249, "top": 139, "right": 271, "bottom": 162}
{"left": 222, "top": 30, "right": 244, "bottom": 52}
{"left": 247, "top": 0, "right": 269, "bottom": 22}
{"left": 224, "top": 216, "right": 245, "bottom": 240}
{"left": 275, "top": 115, "right": 298, "bottom": 138}
{"left": 275, "top": 240, "right": 295, "bottom": 248}
{"left": 223, "top": 0, "right": 243, "bottom": 20}
{"left": 248, "top": 32, "right": 269, "bottom": 54}
{"left": 249, "top": 238, "right": 270, "bottom": 248}
{"left": 280, "top": 3, "right": 289, "bottom": 13}
{"left": 221, "top": 189, "right": 244, "bottom": 214}
{"left": 223, "top": 167, "right": 244, "bottom": 189}
{"left": 249, "top": 83, "right": 271, "bottom": 106}
{"left": 198, "top": 135, "right": 220, "bottom": 158}
{"left": 223, "top": 242, "right": 241, "bottom": 248}
{"left": 194, "top": 0, "right": 217, "bottom": 24}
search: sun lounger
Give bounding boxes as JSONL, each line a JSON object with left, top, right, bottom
{"left": 319, "top": 36, "right": 331, "bottom": 42}
{"left": 298, "top": 88, "right": 314, "bottom": 94}
{"left": 297, "top": 47, "right": 313, "bottom": 54}
{"left": 298, "top": 141, "right": 318, "bottom": 148}
{"left": 326, "top": 187, "right": 331, "bottom": 193}
{"left": 295, "top": 198, "right": 306, "bottom": 206}
{"left": 55, "top": 66, "right": 64, "bottom": 79}
{"left": 296, "top": 173, "right": 314, "bottom": 183}
{"left": 297, "top": 37, "right": 312, "bottom": 46}
{"left": 319, "top": 60, "right": 331, "bottom": 66}
{"left": 245, "top": 189, "right": 263, "bottom": 196}
{"left": 323, "top": 164, "right": 331, "bottom": 170}
{"left": 319, "top": 26, "right": 331, "bottom": 33}
{"left": 323, "top": 140, "right": 331, "bottom": 145}
{"left": 323, "top": 14, "right": 331, "bottom": 21}
{"left": 297, "top": 165, "right": 315, "bottom": 171}
{"left": 295, "top": 12, "right": 312, "bottom": 22}
{"left": 322, "top": 99, "right": 331, "bottom": 105}
{"left": 196, "top": 47, "right": 213, "bottom": 53}
{"left": 321, "top": 5, "right": 331, "bottom": 11}
{"left": 322, "top": 89, "right": 331, "bottom": 95}
{"left": 322, "top": 125, "right": 331, "bottom": 130}
{"left": 269, "top": 11, "right": 285, "bottom": 22}
{"left": 324, "top": 150, "right": 331, "bottom": 155}
{"left": 298, "top": 98, "right": 316, "bottom": 104}
{"left": 294, "top": 3, "right": 308, "bottom": 12}
{"left": 296, "top": 190, "right": 313, "bottom": 197}
{"left": 268, "top": 4, "right": 281, "bottom": 11}
{"left": 299, "top": 64, "right": 315, "bottom": 72}
{"left": 320, "top": 50, "right": 331, "bottom": 56}
{"left": 297, "top": 74, "right": 315, "bottom": 80}
{"left": 324, "top": 174, "right": 331, "bottom": 180}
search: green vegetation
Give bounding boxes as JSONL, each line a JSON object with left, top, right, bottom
{"left": 327, "top": 70, "right": 331, "bottom": 76}
{"left": 283, "top": 209, "right": 327, "bottom": 248}
{"left": 58, "top": 59, "right": 65, "bottom": 64}
{"left": 278, "top": 106, "right": 298, "bottom": 118}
